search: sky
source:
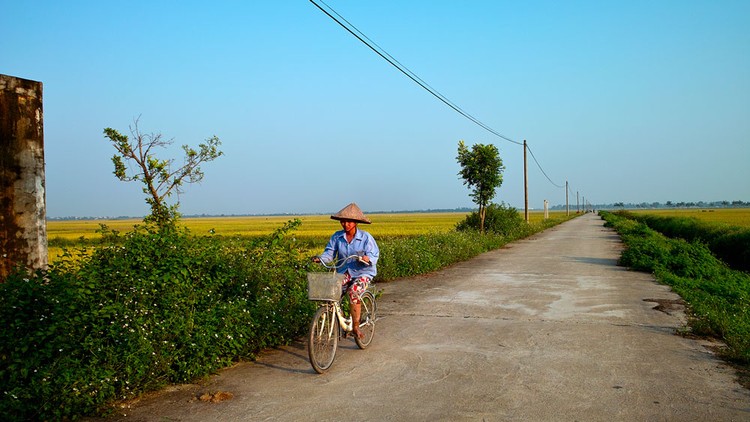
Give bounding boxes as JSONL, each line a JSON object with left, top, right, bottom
{"left": 2, "top": 0, "right": 749, "bottom": 218}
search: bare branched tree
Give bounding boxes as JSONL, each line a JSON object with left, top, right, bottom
{"left": 103, "top": 117, "right": 223, "bottom": 226}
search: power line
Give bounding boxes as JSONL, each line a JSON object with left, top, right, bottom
{"left": 310, "top": 0, "right": 575, "bottom": 193}
{"left": 310, "top": 0, "right": 522, "bottom": 146}
{"left": 526, "top": 144, "right": 565, "bottom": 189}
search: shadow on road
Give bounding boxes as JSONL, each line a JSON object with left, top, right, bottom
{"left": 565, "top": 256, "right": 619, "bottom": 266}
{"left": 253, "top": 341, "right": 311, "bottom": 375}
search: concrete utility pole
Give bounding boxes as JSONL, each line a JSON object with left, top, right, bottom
{"left": 523, "top": 140, "right": 529, "bottom": 223}
{"left": 0, "top": 74, "right": 47, "bottom": 280}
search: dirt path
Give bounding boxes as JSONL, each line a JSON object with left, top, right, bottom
{"left": 93, "top": 214, "right": 750, "bottom": 421}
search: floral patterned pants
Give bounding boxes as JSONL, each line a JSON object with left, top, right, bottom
{"left": 341, "top": 273, "right": 370, "bottom": 304}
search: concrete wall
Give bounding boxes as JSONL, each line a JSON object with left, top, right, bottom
{"left": 0, "top": 74, "right": 47, "bottom": 280}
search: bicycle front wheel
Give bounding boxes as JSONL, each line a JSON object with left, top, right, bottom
{"left": 355, "top": 291, "right": 376, "bottom": 349}
{"left": 308, "top": 304, "right": 339, "bottom": 373}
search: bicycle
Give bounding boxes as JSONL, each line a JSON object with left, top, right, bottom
{"left": 307, "top": 255, "right": 377, "bottom": 374}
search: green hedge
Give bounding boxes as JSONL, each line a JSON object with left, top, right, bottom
{"left": 601, "top": 211, "right": 750, "bottom": 365}
{"left": 1, "top": 221, "right": 313, "bottom": 420}
{"left": 616, "top": 211, "right": 750, "bottom": 272}
{"left": 377, "top": 211, "right": 571, "bottom": 280}
{"left": 0, "top": 215, "right": 573, "bottom": 420}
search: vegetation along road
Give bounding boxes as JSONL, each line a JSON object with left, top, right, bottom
{"left": 95, "top": 213, "right": 750, "bottom": 421}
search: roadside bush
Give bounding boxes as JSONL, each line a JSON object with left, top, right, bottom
{"left": 0, "top": 220, "right": 312, "bottom": 421}
{"left": 0, "top": 269, "right": 89, "bottom": 419}
{"left": 376, "top": 231, "right": 504, "bottom": 280}
{"left": 378, "top": 212, "right": 572, "bottom": 281}
{"left": 456, "top": 202, "right": 524, "bottom": 235}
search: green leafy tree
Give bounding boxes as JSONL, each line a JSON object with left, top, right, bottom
{"left": 103, "top": 118, "right": 223, "bottom": 227}
{"left": 456, "top": 140, "right": 505, "bottom": 233}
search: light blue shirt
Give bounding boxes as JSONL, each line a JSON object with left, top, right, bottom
{"left": 320, "top": 228, "right": 379, "bottom": 279}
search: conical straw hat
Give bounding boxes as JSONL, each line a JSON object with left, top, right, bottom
{"left": 330, "top": 202, "right": 371, "bottom": 224}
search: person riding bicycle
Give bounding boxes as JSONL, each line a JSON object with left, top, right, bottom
{"left": 312, "top": 203, "right": 379, "bottom": 340}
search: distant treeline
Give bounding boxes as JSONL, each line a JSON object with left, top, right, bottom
{"left": 45, "top": 202, "right": 750, "bottom": 220}
{"left": 550, "top": 200, "right": 750, "bottom": 211}
{"left": 47, "top": 208, "right": 477, "bottom": 221}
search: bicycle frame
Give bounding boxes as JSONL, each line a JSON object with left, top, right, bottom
{"left": 315, "top": 303, "right": 338, "bottom": 340}
{"left": 315, "top": 292, "right": 370, "bottom": 334}
{"left": 315, "top": 300, "right": 351, "bottom": 337}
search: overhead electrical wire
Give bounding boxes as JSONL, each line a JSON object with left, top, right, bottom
{"left": 310, "top": 0, "right": 522, "bottom": 146}
{"left": 310, "top": 0, "right": 578, "bottom": 193}
{"left": 526, "top": 144, "right": 565, "bottom": 188}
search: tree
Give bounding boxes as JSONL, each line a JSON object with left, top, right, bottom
{"left": 103, "top": 118, "right": 223, "bottom": 227}
{"left": 456, "top": 140, "right": 505, "bottom": 233}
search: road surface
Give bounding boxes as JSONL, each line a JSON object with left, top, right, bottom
{"left": 94, "top": 213, "right": 750, "bottom": 421}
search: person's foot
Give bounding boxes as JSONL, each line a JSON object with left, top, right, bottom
{"left": 351, "top": 329, "right": 364, "bottom": 339}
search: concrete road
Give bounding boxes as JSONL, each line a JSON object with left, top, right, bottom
{"left": 97, "top": 214, "right": 750, "bottom": 421}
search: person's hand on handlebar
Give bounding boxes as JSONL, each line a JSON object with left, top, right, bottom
{"left": 311, "top": 254, "right": 370, "bottom": 267}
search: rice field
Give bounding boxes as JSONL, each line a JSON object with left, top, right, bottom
{"left": 46, "top": 213, "right": 468, "bottom": 241}
{"left": 629, "top": 208, "right": 750, "bottom": 228}
{"left": 46, "top": 210, "right": 572, "bottom": 261}
{"left": 47, "top": 210, "right": 572, "bottom": 239}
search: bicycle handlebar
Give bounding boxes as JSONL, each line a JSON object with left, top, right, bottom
{"left": 313, "top": 254, "right": 370, "bottom": 269}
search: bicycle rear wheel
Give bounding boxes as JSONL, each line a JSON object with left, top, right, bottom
{"left": 308, "top": 304, "right": 339, "bottom": 373}
{"left": 355, "top": 291, "right": 376, "bottom": 349}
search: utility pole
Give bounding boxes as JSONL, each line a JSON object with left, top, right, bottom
{"left": 565, "top": 181, "right": 569, "bottom": 216}
{"left": 523, "top": 140, "right": 529, "bottom": 223}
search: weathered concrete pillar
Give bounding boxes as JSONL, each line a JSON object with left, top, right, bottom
{"left": 0, "top": 74, "right": 47, "bottom": 280}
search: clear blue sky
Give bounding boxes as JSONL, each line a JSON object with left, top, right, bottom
{"left": 3, "top": 1, "right": 749, "bottom": 217}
